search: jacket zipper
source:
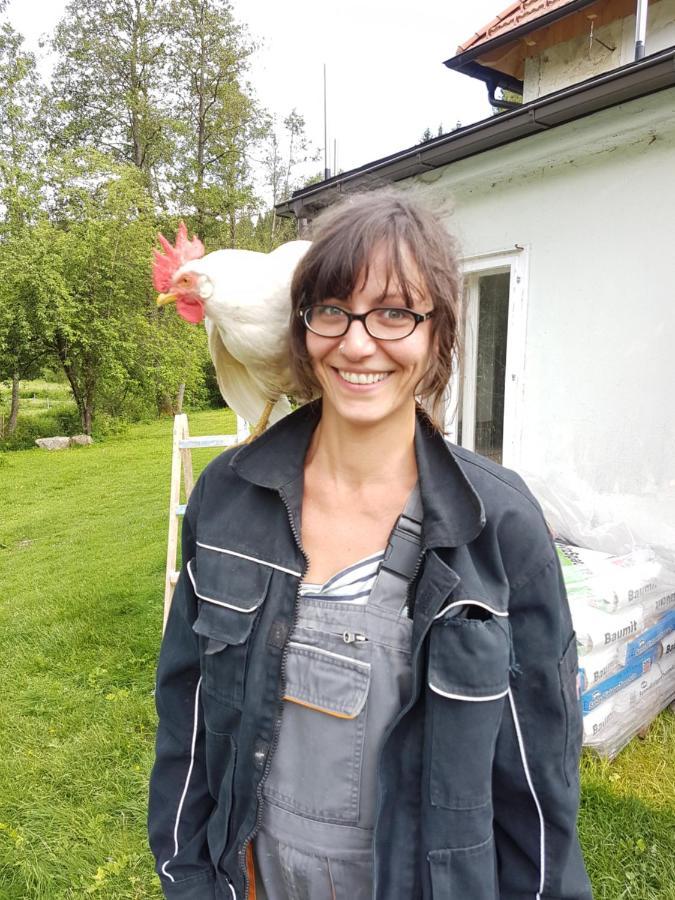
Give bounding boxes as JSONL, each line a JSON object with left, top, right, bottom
{"left": 238, "top": 487, "right": 308, "bottom": 900}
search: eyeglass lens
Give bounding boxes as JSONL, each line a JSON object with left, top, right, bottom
{"left": 305, "top": 305, "right": 417, "bottom": 340}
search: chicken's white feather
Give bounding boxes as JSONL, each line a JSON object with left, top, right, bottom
{"left": 177, "top": 240, "right": 311, "bottom": 426}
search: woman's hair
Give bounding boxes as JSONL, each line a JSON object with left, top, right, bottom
{"left": 289, "top": 191, "right": 462, "bottom": 432}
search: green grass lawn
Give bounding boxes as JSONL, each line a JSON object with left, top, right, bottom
{"left": 1, "top": 410, "right": 674, "bottom": 898}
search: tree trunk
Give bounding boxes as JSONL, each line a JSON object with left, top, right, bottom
{"left": 83, "top": 403, "right": 93, "bottom": 435}
{"left": 7, "top": 373, "right": 20, "bottom": 435}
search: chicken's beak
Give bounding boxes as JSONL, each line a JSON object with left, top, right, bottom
{"left": 156, "top": 292, "right": 177, "bottom": 307}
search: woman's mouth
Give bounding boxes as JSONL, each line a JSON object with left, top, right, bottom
{"left": 335, "top": 369, "right": 392, "bottom": 386}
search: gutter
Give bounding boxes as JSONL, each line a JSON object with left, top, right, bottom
{"left": 276, "top": 47, "right": 675, "bottom": 219}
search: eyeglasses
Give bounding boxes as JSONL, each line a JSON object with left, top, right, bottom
{"left": 300, "top": 304, "right": 434, "bottom": 341}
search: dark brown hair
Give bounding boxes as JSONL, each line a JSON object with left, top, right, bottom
{"left": 289, "top": 191, "right": 462, "bottom": 432}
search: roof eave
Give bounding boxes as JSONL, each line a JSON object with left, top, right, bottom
{"left": 276, "top": 47, "right": 675, "bottom": 220}
{"left": 444, "top": 0, "right": 599, "bottom": 85}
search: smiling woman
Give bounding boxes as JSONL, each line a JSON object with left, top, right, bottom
{"left": 148, "top": 192, "right": 592, "bottom": 900}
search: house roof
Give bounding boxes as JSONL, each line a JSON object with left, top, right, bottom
{"left": 276, "top": 47, "right": 675, "bottom": 220}
{"left": 457, "top": 0, "right": 577, "bottom": 54}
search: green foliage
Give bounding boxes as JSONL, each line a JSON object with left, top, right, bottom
{"left": 50, "top": 0, "right": 172, "bottom": 187}
{"left": 0, "top": 407, "right": 79, "bottom": 450}
{"left": 0, "top": 20, "right": 50, "bottom": 431}
{"left": 163, "top": 0, "right": 263, "bottom": 247}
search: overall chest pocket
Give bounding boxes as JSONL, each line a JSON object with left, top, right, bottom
{"left": 263, "top": 641, "right": 371, "bottom": 825}
{"left": 189, "top": 546, "right": 272, "bottom": 708}
{"left": 428, "top": 608, "right": 510, "bottom": 810}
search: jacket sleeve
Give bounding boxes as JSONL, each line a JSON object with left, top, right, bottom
{"left": 148, "top": 487, "right": 218, "bottom": 900}
{"left": 492, "top": 542, "right": 593, "bottom": 900}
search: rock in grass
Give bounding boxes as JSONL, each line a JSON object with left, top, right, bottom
{"left": 36, "top": 437, "right": 72, "bottom": 450}
{"left": 35, "top": 435, "right": 93, "bottom": 450}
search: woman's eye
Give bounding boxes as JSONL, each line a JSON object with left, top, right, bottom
{"left": 317, "top": 305, "right": 344, "bottom": 317}
{"left": 379, "top": 308, "right": 407, "bottom": 321}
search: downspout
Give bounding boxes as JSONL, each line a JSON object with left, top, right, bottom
{"left": 635, "top": 0, "right": 648, "bottom": 60}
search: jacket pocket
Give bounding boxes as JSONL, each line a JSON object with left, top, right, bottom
{"left": 189, "top": 548, "right": 272, "bottom": 707}
{"left": 428, "top": 610, "right": 510, "bottom": 810}
{"left": 263, "top": 641, "right": 371, "bottom": 825}
{"left": 428, "top": 834, "right": 497, "bottom": 899}
{"left": 559, "top": 632, "right": 583, "bottom": 785}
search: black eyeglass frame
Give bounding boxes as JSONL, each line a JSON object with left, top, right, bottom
{"left": 299, "top": 304, "right": 434, "bottom": 341}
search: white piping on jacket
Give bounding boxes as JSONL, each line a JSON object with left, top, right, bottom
{"left": 160, "top": 676, "right": 203, "bottom": 884}
{"left": 508, "top": 688, "right": 546, "bottom": 900}
{"left": 429, "top": 684, "right": 508, "bottom": 702}
{"left": 186, "top": 559, "right": 264, "bottom": 613}
{"left": 196, "top": 541, "right": 302, "bottom": 578}
{"left": 433, "top": 599, "right": 509, "bottom": 621}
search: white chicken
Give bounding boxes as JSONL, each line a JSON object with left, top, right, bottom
{"left": 152, "top": 223, "right": 311, "bottom": 437}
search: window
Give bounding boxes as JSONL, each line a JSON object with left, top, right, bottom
{"left": 445, "top": 247, "right": 528, "bottom": 468}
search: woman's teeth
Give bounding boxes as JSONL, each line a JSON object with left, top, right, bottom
{"left": 338, "top": 370, "right": 390, "bottom": 385}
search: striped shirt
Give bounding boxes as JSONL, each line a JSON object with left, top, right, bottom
{"left": 299, "top": 550, "right": 385, "bottom": 605}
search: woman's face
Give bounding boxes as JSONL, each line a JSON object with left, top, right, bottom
{"left": 306, "top": 242, "right": 434, "bottom": 429}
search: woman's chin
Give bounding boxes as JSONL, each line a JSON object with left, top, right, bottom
{"left": 321, "top": 392, "right": 410, "bottom": 429}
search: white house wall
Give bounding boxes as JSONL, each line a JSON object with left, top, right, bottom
{"left": 396, "top": 88, "right": 675, "bottom": 497}
{"left": 522, "top": 0, "right": 675, "bottom": 102}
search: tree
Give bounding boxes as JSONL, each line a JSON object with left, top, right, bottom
{"left": 50, "top": 0, "right": 172, "bottom": 195}
{"left": 41, "top": 150, "right": 208, "bottom": 433}
{"left": 0, "top": 18, "right": 48, "bottom": 433}
{"left": 165, "top": 0, "right": 263, "bottom": 247}
{"left": 258, "top": 109, "right": 319, "bottom": 245}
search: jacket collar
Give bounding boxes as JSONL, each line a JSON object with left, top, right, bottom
{"left": 230, "top": 401, "right": 485, "bottom": 549}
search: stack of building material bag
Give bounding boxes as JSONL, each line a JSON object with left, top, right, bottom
{"left": 556, "top": 543, "right": 675, "bottom": 758}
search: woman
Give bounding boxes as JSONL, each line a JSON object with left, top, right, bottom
{"left": 149, "top": 194, "right": 592, "bottom": 900}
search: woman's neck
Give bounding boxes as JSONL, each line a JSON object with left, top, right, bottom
{"left": 305, "top": 402, "right": 418, "bottom": 492}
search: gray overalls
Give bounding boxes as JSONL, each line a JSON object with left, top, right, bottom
{"left": 254, "top": 487, "right": 423, "bottom": 899}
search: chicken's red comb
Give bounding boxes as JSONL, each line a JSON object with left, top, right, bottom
{"left": 152, "top": 222, "right": 205, "bottom": 292}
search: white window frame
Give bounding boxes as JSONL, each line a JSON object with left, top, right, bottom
{"left": 445, "top": 245, "right": 530, "bottom": 469}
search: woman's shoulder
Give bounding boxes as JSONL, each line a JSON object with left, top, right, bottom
{"left": 447, "top": 442, "right": 541, "bottom": 516}
{"left": 447, "top": 442, "right": 556, "bottom": 581}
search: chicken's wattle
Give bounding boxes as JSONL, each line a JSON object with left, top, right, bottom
{"left": 176, "top": 294, "right": 205, "bottom": 324}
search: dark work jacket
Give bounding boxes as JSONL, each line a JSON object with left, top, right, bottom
{"left": 148, "top": 402, "right": 593, "bottom": 900}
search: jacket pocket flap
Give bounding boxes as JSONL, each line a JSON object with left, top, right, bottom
{"left": 429, "top": 614, "right": 510, "bottom": 700}
{"left": 190, "top": 546, "right": 273, "bottom": 613}
{"left": 283, "top": 641, "right": 371, "bottom": 718}
{"left": 192, "top": 598, "right": 257, "bottom": 647}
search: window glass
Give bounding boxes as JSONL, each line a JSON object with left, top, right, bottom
{"left": 475, "top": 272, "right": 510, "bottom": 463}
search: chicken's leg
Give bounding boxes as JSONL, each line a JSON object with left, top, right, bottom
{"left": 228, "top": 399, "right": 281, "bottom": 448}
{"left": 244, "top": 399, "right": 276, "bottom": 443}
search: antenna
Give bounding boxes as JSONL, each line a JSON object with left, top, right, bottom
{"left": 323, "top": 64, "right": 331, "bottom": 180}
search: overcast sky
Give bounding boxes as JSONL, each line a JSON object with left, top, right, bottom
{"left": 7, "top": 0, "right": 503, "bottom": 177}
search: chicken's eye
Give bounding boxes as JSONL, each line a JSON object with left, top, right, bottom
{"left": 178, "top": 275, "right": 192, "bottom": 288}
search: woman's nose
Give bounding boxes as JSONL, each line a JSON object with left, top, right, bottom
{"left": 340, "top": 318, "right": 376, "bottom": 356}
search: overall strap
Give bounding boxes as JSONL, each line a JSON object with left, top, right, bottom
{"left": 368, "top": 483, "right": 424, "bottom": 616}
